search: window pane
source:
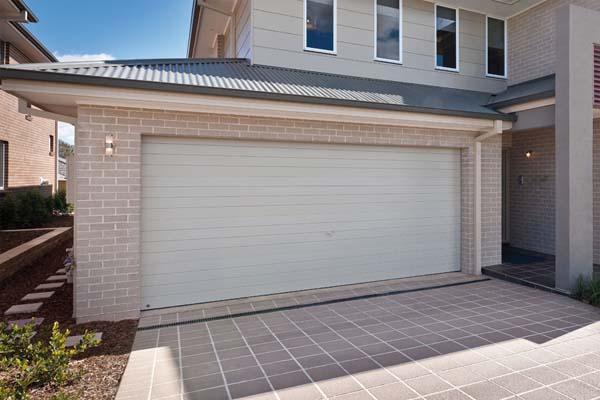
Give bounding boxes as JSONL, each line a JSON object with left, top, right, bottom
{"left": 306, "top": 0, "right": 334, "bottom": 51}
{"left": 376, "top": 0, "right": 400, "bottom": 61}
{"left": 436, "top": 6, "right": 457, "bottom": 69}
{"left": 488, "top": 17, "right": 505, "bottom": 76}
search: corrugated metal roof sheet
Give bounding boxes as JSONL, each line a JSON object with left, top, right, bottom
{"left": 0, "top": 58, "right": 513, "bottom": 120}
{"left": 488, "top": 74, "right": 555, "bottom": 109}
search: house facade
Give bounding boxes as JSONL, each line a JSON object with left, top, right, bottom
{"left": 0, "top": 0, "right": 596, "bottom": 322}
{"left": 0, "top": 0, "right": 57, "bottom": 196}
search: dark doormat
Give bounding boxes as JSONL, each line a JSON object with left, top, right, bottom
{"left": 502, "top": 250, "right": 546, "bottom": 265}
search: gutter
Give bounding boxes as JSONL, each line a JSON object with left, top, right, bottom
{"left": 0, "top": 68, "right": 516, "bottom": 122}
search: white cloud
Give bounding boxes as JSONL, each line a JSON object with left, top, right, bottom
{"left": 54, "top": 53, "right": 115, "bottom": 62}
{"left": 58, "top": 122, "right": 75, "bottom": 145}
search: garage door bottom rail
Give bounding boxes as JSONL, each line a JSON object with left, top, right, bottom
{"left": 137, "top": 274, "right": 490, "bottom": 331}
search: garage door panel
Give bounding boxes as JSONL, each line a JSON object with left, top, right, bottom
{"left": 144, "top": 251, "right": 460, "bottom": 293}
{"left": 142, "top": 225, "right": 459, "bottom": 254}
{"left": 142, "top": 216, "right": 460, "bottom": 242}
{"left": 141, "top": 138, "right": 462, "bottom": 309}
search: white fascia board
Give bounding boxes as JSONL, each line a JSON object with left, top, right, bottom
{"left": 1, "top": 79, "right": 510, "bottom": 132}
{"left": 498, "top": 97, "right": 555, "bottom": 113}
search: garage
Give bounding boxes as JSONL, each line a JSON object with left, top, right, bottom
{"left": 140, "top": 136, "right": 461, "bottom": 310}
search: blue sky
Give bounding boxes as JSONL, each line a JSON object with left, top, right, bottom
{"left": 26, "top": 0, "right": 193, "bottom": 144}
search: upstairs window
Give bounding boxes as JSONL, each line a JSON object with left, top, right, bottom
{"left": 435, "top": 5, "right": 458, "bottom": 71}
{"left": 375, "top": 0, "right": 402, "bottom": 63}
{"left": 305, "top": 0, "right": 336, "bottom": 53}
{"left": 487, "top": 17, "right": 506, "bottom": 78}
{"left": 49, "top": 135, "right": 54, "bottom": 156}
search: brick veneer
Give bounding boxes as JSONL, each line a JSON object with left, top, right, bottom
{"left": 0, "top": 90, "right": 56, "bottom": 191}
{"left": 507, "top": 120, "right": 600, "bottom": 264}
{"left": 509, "top": 0, "right": 600, "bottom": 85}
{"left": 74, "top": 105, "right": 502, "bottom": 322}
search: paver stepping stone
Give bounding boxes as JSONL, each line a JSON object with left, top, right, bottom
{"left": 47, "top": 275, "right": 67, "bottom": 281}
{"left": 56, "top": 268, "right": 66, "bottom": 274}
{"left": 36, "top": 282, "right": 64, "bottom": 290}
{"left": 7, "top": 318, "right": 44, "bottom": 328}
{"left": 4, "top": 303, "right": 43, "bottom": 315}
{"left": 22, "top": 291, "right": 54, "bottom": 301}
{"left": 66, "top": 332, "right": 103, "bottom": 347}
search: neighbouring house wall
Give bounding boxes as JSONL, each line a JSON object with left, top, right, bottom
{"left": 507, "top": 120, "right": 600, "bottom": 264}
{"left": 74, "top": 105, "right": 501, "bottom": 322}
{"left": 251, "top": 0, "right": 506, "bottom": 92}
{"left": 0, "top": 89, "right": 57, "bottom": 192}
{"left": 508, "top": 0, "right": 600, "bottom": 84}
{"left": 223, "top": 0, "right": 252, "bottom": 59}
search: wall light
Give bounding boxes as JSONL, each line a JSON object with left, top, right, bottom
{"left": 105, "top": 134, "right": 115, "bottom": 157}
{"left": 525, "top": 150, "right": 533, "bottom": 159}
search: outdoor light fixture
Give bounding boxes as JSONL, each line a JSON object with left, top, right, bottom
{"left": 105, "top": 134, "right": 115, "bottom": 157}
{"left": 525, "top": 150, "right": 533, "bottom": 159}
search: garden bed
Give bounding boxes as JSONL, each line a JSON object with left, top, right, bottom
{"left": 0, "top": 238, "right": 137, "bottom": 400}
{"left": 0, "top": 230, "right": 49, "bottom": 254}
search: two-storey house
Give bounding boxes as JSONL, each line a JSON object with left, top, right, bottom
{"left": 0, "top": 0, "right": 596, "bottom": 323}
{"left": 0, "top": 0, "right": 58, "bottom": 196}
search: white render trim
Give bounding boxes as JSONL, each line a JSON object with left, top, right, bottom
{"left": 303, "top": 0, "right": 338, "bottom": 55}
{"left": 434, "top": 4, "right": 460, "bottom": 73}
{"left": 1, "top": 80, "right": 513, "bottom": 132}
{"left": 373, "top": 0, "right": 403, "bottom": 64}
{"left": 485, "top": 16, "right": 508, "bottom": 79}
{"left": 474, "top": 120, "right": 504, "bottom": 274}
{"left": 498, "top": 97, "right": 555, "bottom": 113}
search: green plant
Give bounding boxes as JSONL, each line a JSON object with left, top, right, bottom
{"left": 0, "top": 194, "right": 17, "bottom": 229}
{"left": 573, "top": 275, "right": 600, "bottom": 306}
{"left": 0, "top": 191, "right": 55, "bottom": 229}
{"left": 52, "top": 190, "right": 69, "bottom": 214}
{"left": 0, "top": 322, "right": 101, "bottom": 400}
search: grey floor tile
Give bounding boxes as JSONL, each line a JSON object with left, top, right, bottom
{"left": 551, "top": 379, "right": 600, "bottom": 400}
{"left": 424, "top": 390, "right": 472, "bottom": 400}
{"left": 228, "top": 378, "right": 272, "bottom": 399}
{"left": 521, "top": 366, "right": 569, "bottom": 385}
{"left": 491, "top": 372, "right": 542, "bottom": 395}
{"left": 517, "top": 388, "right": 571, "bottom": 400}
{"left": 404, "top": 374, "right": 452, "bottom": 396}
{"left": 461, "top": 381, "right": 513, "bottom": 400}
{"left": 369, "top": 382, "right": 420, "bottom": 400}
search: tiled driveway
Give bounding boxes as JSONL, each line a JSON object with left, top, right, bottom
{"left": 116, "top": 279, "right": 600, "bottom": 400}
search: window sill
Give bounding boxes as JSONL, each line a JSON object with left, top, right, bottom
{"left": 435, "top": 66, "right": 460, "bottom": 73}
{"left": 304, "top": 47, "right": 337, "bottom": 56}
{"left": 486, "top": 73, "right": 508, "bottom": 80}
{"left": 374, "top": 58, "right": 403, "bottom": 65}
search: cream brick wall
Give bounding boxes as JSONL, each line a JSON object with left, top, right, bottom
{"left": 74, "top": 105, "right": 502, "bottom": 322}
{"left": 507, "top": 120, "right": 600, "bottom": 264}
{"left": 508, "top": 0, "right": 600, "bottom": 85}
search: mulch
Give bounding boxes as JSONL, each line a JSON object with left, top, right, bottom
{"left": 0, "top": 234, "right": 139, "bottom": 400}
{"left": 0, "top": 230, "right": 50, "bottom": 254}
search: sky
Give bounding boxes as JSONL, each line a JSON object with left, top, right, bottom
{"left": 26, "top": 0, "right": 193, "bottom": 144}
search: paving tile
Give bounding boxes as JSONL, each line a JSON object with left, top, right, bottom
{"left": 404, "top": 374, "right": 452, "bottom": 396}
{"left": 580, "top": 371, "right": 600, "bottom": 389}
{"left": 521, "top": 366, "right": 569, "bottom": 385}
{"left": 491, "top": 372, "right": 542, "bottom": 394}
{"left": 275, "top": 383, "right": 323, "bottom": 400}
{"left": 46, "top": 275, "right": 68, "bottom": 281}
{"left": 352, "top": 368, "right": 397, "bottom": 388}
{"left": 182, "top": 373, "right": 224, "bottom": 393}
{"left": 438, "top": 367, "right": 484, "bottom": 386}
{"left": 548, "top": 359, "right": 595, "bottom": 377}
{"left": 261, "top": 359, "right": 301, "bottom": 377}
{"left": 267, "top": 370, "right": 311, "bottom": 390}
{"left": 35, "top": 282, "right": 64, "bottom": 290}
{"left": 369, "top": 382, "right": 420, "bottom": 400}
{"left": 183, "top": 386, "right": 229, "bottom": 400}
{"left": 21, "top": 291, "right": 54, "bottom": 301}
{"left": 315, "top": 375, "right": 362, "bottom": 397}
{"left": 4, "top": 302, "right": 43, "bottom": 315}
{"left": 332, "top": 390, "right": 373, "bottom": 400}
{"left": 296, "top": 353, "right": 336, "bottom": 369}
{"left": 461, "top": 381, "right": 513, "bottom": 400}
{"left": 224, "top": 366, "right": 264, "bottom": 384}
{"left": 517, "top": 387, "right": 571, "bottom": 400}
{"left": 551, "top": 379, "right": 600, "bottom": 400}
{"left": 227, "top": 378, "right": 272, "bottom": 399}
{"left": 7, "top": 317, "right": 44, "bottom": 328}
{"left": 66, "top": 332, "right": 103, "bottom": 347}
{"left": 424, "top": 390, "right": 472, "bottom": 400}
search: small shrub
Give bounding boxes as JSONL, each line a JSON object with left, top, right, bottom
{"left": 0, "top": 194, "right": 17, "bottom": 229}
{"left": 52, "top": 191, "right": 69, "bottom": 214}
{"left": 0, "top": 190, "right": 56, "bottom": 229}
{"left": 0, "top": 321, "right": 101, "bottom": 400}
{"left": 573, "top": 275, "right": 600, "bottom": 306}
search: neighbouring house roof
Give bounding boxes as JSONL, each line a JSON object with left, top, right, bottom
{"left": 487, "top": 75, "right": 555, "bottom": 109}
{"left": 0, "top": 58, "right": 515, "bottom": 121}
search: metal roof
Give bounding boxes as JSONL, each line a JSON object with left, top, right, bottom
{"left": 0, "top": 58, "right": 514, "bottom": 120}
{"left": 488, "top": 74, "right": 555, "bottom": 109}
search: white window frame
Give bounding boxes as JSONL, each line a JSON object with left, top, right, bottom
{"left": 303, "top": 0, "right": 337, "bottom": 55}
{"left": 373, "top": 0, "right": 403, "bottom": 64}
{"left": 434, "top": 4, "right": 460, "bottom": 73}
{"left": 485, "top": 16, "right": 508, "bottom": 79}
{"left": 0, "top": 141, "right": 5, "bottom": 191}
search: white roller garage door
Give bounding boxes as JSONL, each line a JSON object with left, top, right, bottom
{"left": 141, "top": 137, "right": 461, "bottom": 310}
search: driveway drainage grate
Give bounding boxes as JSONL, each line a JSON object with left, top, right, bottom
{"left": 137, "top": 278, "right": 492, "bottom": 331}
